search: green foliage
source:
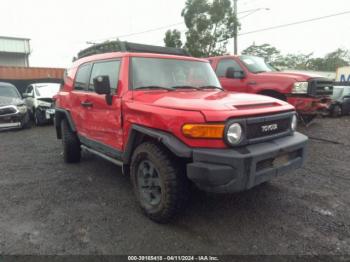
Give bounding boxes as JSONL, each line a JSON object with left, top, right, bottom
{"left": 164, "top": 29, "right": 183, "bottom": 48}
{"left": 241, "top": 43, "right": 282, "bottom": 63}
{"left": 180, "top": 0, "right": 238, "bottom": 57}
{"left": 242, "top": 43, "right": 350, "bottom": 72}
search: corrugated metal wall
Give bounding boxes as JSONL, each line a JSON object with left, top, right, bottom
{"left": 0, "top": 37, "right": 30, "bottom": 54}
{"left": 0, "top": 52, "right": 29, "bottom": 67}
{"left": 0, "top": 66, "right": 64, "bottom": 80}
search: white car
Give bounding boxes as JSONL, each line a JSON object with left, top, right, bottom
{"left": 23, "top": 83, "right": 60, "bottom": 125}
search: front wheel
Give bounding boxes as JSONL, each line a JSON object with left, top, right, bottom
{"left": 331, "top": 104, "right": 342, "bottom": 118}
{"left": 34, "top": 109, "right": 45, "bottom": 126}
{"left": 130, "top": 142, "right": 189, "bottom": 223}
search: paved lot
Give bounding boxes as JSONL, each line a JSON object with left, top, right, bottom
{"left": 0, "top": 117, "right": 350, "bottom": 255}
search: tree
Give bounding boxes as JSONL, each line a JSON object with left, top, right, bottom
{"left": 164, "top": 29, "right": 183, "bottom": 48}
{"left": 241, "top": 43, "right": 282, "bottom": 63}
{"left": 179, "top": 0, "right": 238, "bottom": 57}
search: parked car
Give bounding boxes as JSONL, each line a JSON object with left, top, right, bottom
{"left": 55, "top": 42, "right": 308, "bottom": 223}
{"left": 207, "top": 55, "right": 334, "bottom": 123}
{"left": 0, "top": 82, "right": 30, "bottom": 130}
{"left": 329, "top": 86, "right": 350, "bottom": 117}
{"left": 23, "top": 83, "right": 60, "bottom": 125}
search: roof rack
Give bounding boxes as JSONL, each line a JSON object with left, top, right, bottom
{"left": 77, "top": 41, "right": 190, "bottom": 59}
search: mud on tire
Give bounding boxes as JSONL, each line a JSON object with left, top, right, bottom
{"left": 130, "top": 142, "right": 189, "bottom": 223}
{"left": 61, "top": 118, "right": 81, "bottom": 163}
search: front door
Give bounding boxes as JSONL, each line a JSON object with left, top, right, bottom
{"left": 83, "top": 59, "right": 123, "bottom": 152}
{"left": 215, "top": 58, "right": 250, "bottom": 93}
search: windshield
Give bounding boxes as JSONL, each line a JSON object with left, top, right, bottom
{"left": 34, "top": 83, "right": 60, "bottom": 97}
{"left": 0, "top": 85, "right": 21, "bottom": 98}
{"left": 131, "top": 57, "right": 221, "bottom": 90}
{"left": 240, "top": 55, "right": 277, "bottom": 73}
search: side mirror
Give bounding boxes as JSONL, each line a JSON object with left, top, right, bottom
{"left": 93, "top": 75, "right": 113, "bottom": 105}
{"left": 93, "top": 75, "right": 111, "bottom": 95}
{"left": 226, "top": 67, "right": 246, "bottom": 79}
{"left": 22, "top": 93, "right": 33, "bottom": 98}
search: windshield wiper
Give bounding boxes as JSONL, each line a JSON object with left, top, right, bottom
{"left": 135, "top": 86, "right": 175, "bottom": 91}
{"left": 254, "top": 71, "right": 267, "bottom": 74}
{"left": 172, "top": 85, "right": 201, "bottom": 90}
{"left": 198, "top": 85, "right": 224, "bottom": 91}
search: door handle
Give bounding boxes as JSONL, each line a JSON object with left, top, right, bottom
{"left": 81, "top": 101, "right": 93, "bottom": 108}
{"left": 247, "top": 81, "right": 257, "bottom": 85}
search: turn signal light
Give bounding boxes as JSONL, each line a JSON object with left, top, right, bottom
{"left": 182, "top": 124, "right": 225, "bottom": 139}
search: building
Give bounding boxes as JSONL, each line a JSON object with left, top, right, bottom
{"left": 0, "top": 36, "right": 31, "bottom": 67}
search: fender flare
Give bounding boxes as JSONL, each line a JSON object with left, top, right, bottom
{"left": 54, "top": 108, "right": 76, "bottom": 139}
{"left": 122, "top": 125, "right": 192, "bottom": 164}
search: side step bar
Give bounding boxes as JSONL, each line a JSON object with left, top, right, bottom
{"left": 81, "top": 145, "right": 123, "bottom": 167}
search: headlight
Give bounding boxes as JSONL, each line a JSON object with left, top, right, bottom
{"left": 37, "top": 101, "right": 52, "bottom": 107}
{"left": 291, "top": 114, "right": 298, "bottom": 132}
{"left": 226, "top": 123, "right": 243, "bottom": 145}
{"left": 16, "top": 104, "right": 27, "bottom": 114}
{"left": 292, "top": 82, "right": 308, "bottom": 94}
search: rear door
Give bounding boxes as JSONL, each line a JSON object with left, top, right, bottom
{"left": 82, "top": 59, "right": 123, "bottom": 152}
{"left": 69, "top": 63, "right": 92, "bottom": 136}
{"left": 215, "top": 58, "right": 251, "bottom": 93}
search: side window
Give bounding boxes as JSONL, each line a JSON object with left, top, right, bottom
{"left": 216, "top": 59, "right": 243, "bottom": 77}
{"left": 26, "top": 85, "right": 33, "bottom": 96}
{"left": 89, "top": 60, "right": 121, "bottom": 93}
{"left": 74, "top": 64, "right": 91, "bottom": 91}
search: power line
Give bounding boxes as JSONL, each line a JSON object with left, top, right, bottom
{"left": 239, "top": 10, "right": 350, "bottom": 36}
{"left": 87, "top": 8, "right": 265, "bottom": 44}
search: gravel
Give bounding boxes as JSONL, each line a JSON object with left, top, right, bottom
{"left": 0, "top": 117, "right": 349, "bottom": 255}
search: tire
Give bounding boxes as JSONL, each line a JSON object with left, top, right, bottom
{"left": 61, "top": 118, "right": 81, "bottom": 163}
{"left": 34, "top": 109, "right": 45, "bottom": 126}
{"left": 331, "top": 104, "right": 342, "bottom": 118}
{"left": 21, "top": 112, "right": 31, "bottom": 129}
{"left": 130, "top": 142, "right": 189, "bottom": 223}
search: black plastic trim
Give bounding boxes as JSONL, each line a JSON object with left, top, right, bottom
{"left": 55, "top": 108, "right": 76, "bottom": 132}
{"left": 123, "top": 125, "right": 192, "bottom": 164}
{"left": 78, "top": 135, "right": 123, "bottom": 160}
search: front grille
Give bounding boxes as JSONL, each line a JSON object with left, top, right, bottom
{"left": 247, "top": 118, "right": 291, "bottom": 140}
{"left": 308, "top": 78, "right": 333, "bottom": 96}
{"left": 0, "top": 106, "right": 17, "bottom": 116}
{"left": 226, "top": 112, "right": 294, "bottom": 147}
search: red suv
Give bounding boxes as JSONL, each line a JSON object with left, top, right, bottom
{"left": 55, "top": 42, "right": 308, "bottom": 222}
{"left": 208, "top": 55, "right": 333, "bottom": 122}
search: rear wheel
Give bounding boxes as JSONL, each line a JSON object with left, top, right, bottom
{"left": 130, "top": 142, "right": 189, "bottom": 223}
{"left": 61, "top": 118, "right": 81, "bottom": 163}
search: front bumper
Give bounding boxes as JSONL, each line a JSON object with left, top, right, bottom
{"left": 0, "top": 112, "right": 28, "bottom": 131}
{"left": 187, "top": 132, "right": 307, "bottom": 193}
{"left": 287, "top": 97, "right": 331, "bottom": 115}
{"left": 36, "top": 107, "right": 55, "bottom": 122}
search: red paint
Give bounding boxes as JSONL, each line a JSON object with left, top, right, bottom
{"left": 56, "top": 52, "right": 295, "bottom": 150}
{"left": 208, "top": 55, "right": 332, "bottom": 115}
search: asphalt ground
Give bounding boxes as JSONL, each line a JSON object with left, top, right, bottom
{"left": 0, "top": 116, "right": 349, "bottom": 255}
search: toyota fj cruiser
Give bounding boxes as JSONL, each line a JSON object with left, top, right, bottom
{"left": 55, "top": 42, "right": 308, "bottom": 223}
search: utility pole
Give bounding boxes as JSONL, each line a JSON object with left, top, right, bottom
{"left": 233, "top": 0, "right": 238, "bottom": 55}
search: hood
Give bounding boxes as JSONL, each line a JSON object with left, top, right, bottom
{"left": 133, "top": 90, "right": 291, "bottom": 112}
{"left": 256, "top": 71, "right": 321, "bottom": 82}
{"left": 0, "top": 96, "right": 24, "bottom": 107}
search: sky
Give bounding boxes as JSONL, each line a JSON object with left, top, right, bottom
{"left": 1, "top": 0, "right": 350, "bottom": 68}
